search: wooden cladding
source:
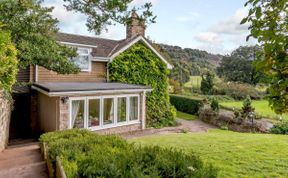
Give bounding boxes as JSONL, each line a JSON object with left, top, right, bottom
{"left": 37, "top": 62, "right": 107, "bottom": 82}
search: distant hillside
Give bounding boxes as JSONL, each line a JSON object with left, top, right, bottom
{"left": 156, "top": 43, "right": 223, "bottom": 76}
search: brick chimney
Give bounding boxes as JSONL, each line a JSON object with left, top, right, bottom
{"left": 126, "top": 10, "right": 145, "bottom": 39}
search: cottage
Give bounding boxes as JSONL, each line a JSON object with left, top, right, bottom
{"left": 11, "top": 11, "right": 172, "bottom": 138}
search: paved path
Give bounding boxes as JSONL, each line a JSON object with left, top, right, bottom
{"left": 122, "top": 119, "right": 216, "bottom": 139}
{"left": 0, "top": 142, "right": 48, "bottom": 178}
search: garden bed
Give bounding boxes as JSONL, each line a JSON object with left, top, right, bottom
{"left": 40, "top": 129, "right": 217, "bottom": 178}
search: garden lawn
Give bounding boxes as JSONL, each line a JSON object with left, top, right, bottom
{"left": 176, "top": 111, "right": 197, "bottom": 120}
{"left": 131, "top": 130, "right": 288, "bottom": 178}
{"left": 184, "top": 76, "right": 202, "bottom": 88}
{"left": 220, "top": 100, "right": 288, "bottom": 120}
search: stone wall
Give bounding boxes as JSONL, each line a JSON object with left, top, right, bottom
{"left": 0, "top": 91, "right": 11, "bottom": 152}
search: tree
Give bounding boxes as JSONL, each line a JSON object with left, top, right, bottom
{"left": 63, "top": 0, "right": 156, "bottom": 34}
{"left": 217, "top": 46, "right": 264, "bottom": 85}
{"left": 242, "top": 0, "right": 288, "bottom": 114}
{"left": 0, "top": 0, "right": 79, "bottom": 74}
{"left": 0, "top": 25, "right": 18, "bottom": 92}
{"left": 200, "top": 71, "right": 214, "bottom": 95}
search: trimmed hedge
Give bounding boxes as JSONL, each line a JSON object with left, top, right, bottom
{"left": 40, "top": 129, "right": 217, "bottom": 178}
{"left": 170, "top": 95, "right": 203, "bottom": 115}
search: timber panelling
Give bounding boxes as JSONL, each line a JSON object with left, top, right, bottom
{"left": 37, "top": 62, "right": 107, "bottom": 82}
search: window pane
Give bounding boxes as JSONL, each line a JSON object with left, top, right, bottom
{"left": 103, "top": 98, "right": 114, "bottom": 125}
{"left": 88, "top": 99, "right": 100, "bottom": 127}
{"left": 71, "top": 55, "right": 89, "bottom": 70}
{"left": 72, "top": 100, "right": 85, "bottom": 128}
{"left": 129, "top": 97, "right": 138, "bottom": 121}
{"left": 77, "top": 48, "right": 89, "bottom": 54}
{"left": 117, "top": 98, "right": 127, "bottom": 123}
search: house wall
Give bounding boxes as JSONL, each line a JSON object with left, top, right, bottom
{"left": 0, "top": 91, "right": 11, "bottom": 152}
{"left": 37, "top": 62, "right": 107, "bottom": 82}
{"left": 38, "top": 93, "right": 58, "bottom": 132}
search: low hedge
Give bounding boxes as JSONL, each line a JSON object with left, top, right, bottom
{"left": 40, "top": 129, "right": 217, "bottom": 178}
{"left": 170, "top": 95, "right": 203, "bottom": 115}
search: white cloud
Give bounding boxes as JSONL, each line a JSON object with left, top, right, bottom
{"left": 131, "top": 0, "right": 158, "bottom": 6}
{"left": 209, "top": 8, "right": 250, "bottom": 35}
{"left": 176, "top": 12, "right": 200, "bottom": 22}
{"left": 194, "top": 32, "right": 221, "bottom": 44}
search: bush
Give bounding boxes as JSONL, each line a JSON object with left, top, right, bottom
{"left": 40, "top": 129, "right": 218, "bottom": 178}
{"left": 109, "top": 42, "right": 176, "bottom": 127}
{"left": 170, "top": 95, "right": 203, "bottom": 115}
{"left": 214, "top": 81, "right": 263, "bottom": 100}
{"left": 0, "top": 27, "right": 18, "bottom": 92}
{"left": 270, "top": 122, "right": 288, "bottom": 135}
{"left": 200, "top": 71, "right": 214, "bottom": 95}
{"left": 210, "top": 98, "right": 219, "bottom": 112}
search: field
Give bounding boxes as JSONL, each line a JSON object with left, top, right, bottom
{"left": 220, "top": 100, "right": 288, "bottom": 120}
{"left": 131, "top": 130, "right": 288, "bottom": 178}
{"left": 184, "top": 76, "right": 202, "bottom": 88}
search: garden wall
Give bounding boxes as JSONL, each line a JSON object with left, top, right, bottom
{"left": 0, "top": 91, "right": 11, "bottom": 151}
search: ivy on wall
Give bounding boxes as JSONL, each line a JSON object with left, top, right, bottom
{"left": 109, "top": 42, "right": 176, "bottom": 127}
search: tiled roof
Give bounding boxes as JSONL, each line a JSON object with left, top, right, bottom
{"left": 56, "top": 32, "right": 139, "bottom": 57}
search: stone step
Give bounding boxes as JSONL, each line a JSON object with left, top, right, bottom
{"left": 0, "top": 146, "right": 40, "bottom": 161}
{"left": 0, "top": 161, "right": 48, "bottom": 178}
{"left": 0, "top": 153, "right": 43, "bottom": 171}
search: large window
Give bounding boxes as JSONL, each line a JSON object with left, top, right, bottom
{"left": 70, "top": 95, "right": 140, "bottom": 130}
{"left": 70, "top": 48, "right": 90, "bottom": 71}
{"left": 88, "top": 99, "right": 100, "bottom": 127}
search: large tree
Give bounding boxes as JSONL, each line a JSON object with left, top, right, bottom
{"left": 242, "top": 0, "right": 287, "bottom": 114}
{"left": 217, "top": 46, "right": 263, "bottom": 85}
{"left": 0, "top": 0, "right": 79, "bottom": 74}
{"left": 63, "top": 0, "right": 156, "bottom": 34}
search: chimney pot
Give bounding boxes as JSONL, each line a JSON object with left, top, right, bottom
{"left": 126, "top": 10, "right": 145, "bottom": 39}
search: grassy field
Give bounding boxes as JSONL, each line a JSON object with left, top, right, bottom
{"left": 220, "top": 100, "right": 288, "bottom": 120}
{"left": 176, "top": 111, "right": 197, "bottom": 120}
{"left": 184, "top": 76, "right": 202, "bottom": 88}
{"left": 131, "top": 130, "right": 288, "bottom": 178}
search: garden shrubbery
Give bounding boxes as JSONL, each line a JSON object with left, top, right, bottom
{"left": 40, "top": 129, "right": 217, "bottom": 178}
{"left": 170, "top": 95, "right": 203, "bottom": 115}
{"left": 270, "top": 122, "right": 288, "bottom": 135}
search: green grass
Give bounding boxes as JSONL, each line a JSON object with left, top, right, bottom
{"left": 220, "top": 100, "right": 288, "bottom": 120}
{"left": 184, "top": 76, "right": 202, "bottom": 88}
{"left": 131, "top": 130, "right": 288, "bottom": 178}
{"left": 176, "top": 111, "right": 197, "bottom": 120}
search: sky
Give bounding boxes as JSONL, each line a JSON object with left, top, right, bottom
{"left": 43, "top": 0, "right": 257, "bottom": 55}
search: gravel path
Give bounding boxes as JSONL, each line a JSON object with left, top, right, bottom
{"left": 121, "top": 119, "right": 216, "bottom": 139}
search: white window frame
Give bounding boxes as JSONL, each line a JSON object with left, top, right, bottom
{"left": 71, "top": 47, "right": 92, "bottom": 72}
{"left": 69, "top": 94, "right": 140, "bottom": 131}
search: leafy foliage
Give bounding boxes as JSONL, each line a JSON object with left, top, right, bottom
{"left": 0, "top": 26, "right": 18, "bottom": 92}
{"left": 210, "top": 98, "right": 220, "bottom": 112}
{"left": 170, "top": 95, "right": 203, "bottom": 115}
{"left": 217, "top": 46, "right": 264, "bottom": 85}
{"left": 242, "top": 0, "right": 288, "bottom": 114}
{"left": 0, "top": 0, "right": 79, "bottom": 74}
{"left": 63, "top": 0, "right": 156, "bottom": 34}
{"left": 200, "top": 71, "right": 214, "bottom": 95}
{"left": 270, "top": 122, "right": 288, "bottom": 135}
{"left": 109, "top": 42, "right": 176, "bottom": 127}
{"left": 242, "top": 95, "right": 255, "bottom": 117}
{"left": 40, "top": 129, "right": 218, "bottom": 178}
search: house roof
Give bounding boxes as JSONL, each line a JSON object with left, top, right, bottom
{"left": 33, "top": 82, "right": 152, "bottom": 96}
{"left": 56, "top": 32, "right": 173, "bottom": 69}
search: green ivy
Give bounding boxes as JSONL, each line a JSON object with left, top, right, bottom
{"left": 109, "top": 42, "right": 176, "bottom": 127}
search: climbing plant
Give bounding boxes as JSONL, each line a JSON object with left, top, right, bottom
{"left": 109, "top": 42, "right": 176, "bottom": 127}
{"left": 0, "top": 26, "right": 18, "bottom": 92}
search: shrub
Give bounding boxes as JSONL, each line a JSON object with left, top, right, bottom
{"left": 0, "top": 27, "right": 18, "bottom": 92}
{"left": 40, "top": 129, "right": 218, "bottom": 178}
{"left": 270, "top": 122, "right": 288, "bottom": 135}
{"left": 170, "top": 95, "right": 203, "bottom": 115}
{"left": 200, "top": 71, "right": 214, "bottom": 95}
{"left": 109, "top": 42, "right": 176, "bottom": 127}
{"left": 210, "top": 98, "right": 219, "bottom": 112}
{"left": 214, "top": 81, "right": 263, "bottom": 100}
{"left": 242, "top": 95, "right": 255, "bottom": 117}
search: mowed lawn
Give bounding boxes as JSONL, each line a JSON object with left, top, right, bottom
{"left": 184, "top": 76, "right": 202, "bottom": 88}
{"left": 131, "top": 130, "right": 288, "bottom": 178}
{"left": 176, "top": 111, "right": 197, "bottom": 120}
{"left": 220, "top": 100, "right": 288, "bottom": 120}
